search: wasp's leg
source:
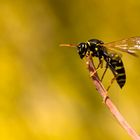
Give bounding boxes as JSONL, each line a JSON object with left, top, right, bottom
{"left": 96, "top": 58, "right": 103, "bottom": 69}
{"left": 101, "top": 64, "right": 108, "bottom": 82}
{"left": 102, "top": 73, "right": 117, "bottom": 103}
{"left": 90, "top": 58, "right": 103, "bottom": 77}
{"left": 101, "top": 64, "right": 118, "bottom": 102}
{"left": 106, "top": 74, "right": 118, "bottom": 91}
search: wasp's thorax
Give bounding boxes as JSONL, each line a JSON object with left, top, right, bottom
{"left": 77, "top": 39, "right": 104, "bottom": 59}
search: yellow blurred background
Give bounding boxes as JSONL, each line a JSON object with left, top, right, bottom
{"left": 0, "top": 0, "right": 140, "bottom": 140}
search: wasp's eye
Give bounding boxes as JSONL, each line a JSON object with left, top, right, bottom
{"left": 77, "top": 43, "right": 88, "bottom": 59}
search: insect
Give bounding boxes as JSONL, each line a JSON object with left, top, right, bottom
{"left": 60, "top": 36, "right": 140, "bottom": 90}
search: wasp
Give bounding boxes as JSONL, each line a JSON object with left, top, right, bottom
{"left": 60, "top": 36, "right": 140, "bottom": 90}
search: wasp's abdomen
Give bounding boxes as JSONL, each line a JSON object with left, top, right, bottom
{"left": 108, "top": 55, "right": 126, "bottom": 88}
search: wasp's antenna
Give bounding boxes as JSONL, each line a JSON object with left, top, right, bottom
{"left": 59, "top": 44, "right": 77, "bottom": 47}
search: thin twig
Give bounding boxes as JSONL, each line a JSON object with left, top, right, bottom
{"left": 86, "top": 55, "right": 140, "bottom": 140}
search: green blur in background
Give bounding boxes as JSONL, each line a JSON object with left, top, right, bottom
{"left": 0, "top": 0, "right": 140, "bottom": 140}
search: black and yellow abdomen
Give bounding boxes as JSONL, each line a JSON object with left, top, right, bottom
{"left": 107, "top": 54, "right": 126, "bottom": 88}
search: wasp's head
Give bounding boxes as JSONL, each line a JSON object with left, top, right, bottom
{"left": 77, "top": 42, "right": 88, "bottom": 59}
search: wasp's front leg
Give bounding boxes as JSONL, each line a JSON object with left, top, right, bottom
{"left": 90, "top": 58, "right": 103, "bottom": 77}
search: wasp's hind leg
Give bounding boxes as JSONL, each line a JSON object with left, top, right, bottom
{"left": 106, "top": 73, "right": 118, "bottom": 91}
{"left": 101, "top": 64, "right": 118, "bottom": 103}
{"left": 102, "top": 70, "right": 117, "bottom": 103}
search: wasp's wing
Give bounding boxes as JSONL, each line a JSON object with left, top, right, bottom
{"left": 105, "top": 48, "right": 123, "bottom": 60}
{"left": 104, "top": 36, "right": 140, "bottom": 56}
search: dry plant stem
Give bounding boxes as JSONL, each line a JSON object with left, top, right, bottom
{"left": 86, "top": 55, "right": 140, "bottom": 140}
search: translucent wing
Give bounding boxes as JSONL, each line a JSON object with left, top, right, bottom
{"left": 104, "top": 36, "right": 140, "bottom": 56}
{"left": 105, "top": 48, "right": 122, "bottom": 59}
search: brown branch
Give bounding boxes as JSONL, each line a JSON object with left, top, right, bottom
{"left": 86, "top": 55, "right": 140, "bottom": 140}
